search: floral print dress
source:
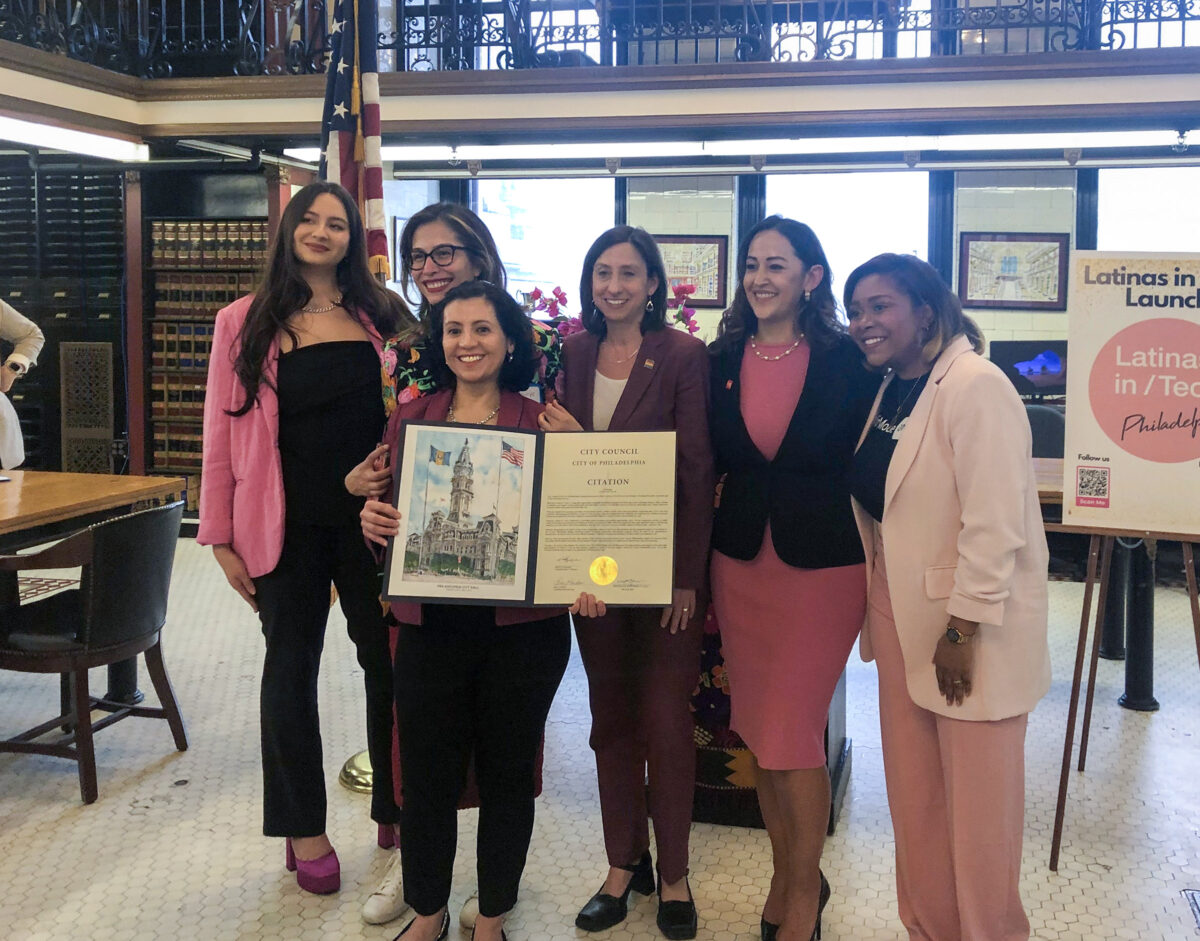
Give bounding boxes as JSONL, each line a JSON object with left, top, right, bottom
{"left": 380, "top": 319, "right": 564, "bottom": 416}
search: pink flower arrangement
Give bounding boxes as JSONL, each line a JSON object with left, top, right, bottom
{"left": 527, "top": 285, "right": 569, "bottom": 318}
{"left": 667, "top": 283, "right": 701, "bottom": 335}
{"left": 528, "top": 286, "right": 586, "bottom": 338}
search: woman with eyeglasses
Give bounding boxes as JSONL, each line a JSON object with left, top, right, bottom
{"left": 346, "top": 202, "right": 560, "bottom": 929}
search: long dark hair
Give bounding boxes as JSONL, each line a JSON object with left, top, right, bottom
{"left": 228, "top": 181, "right": 413, "bottom": 416}
{"left": 843, "top": 253, "right": 984, "bottom": 366}
{"left": 397, "top": 202, "right": 506, "bottom": 322}
{"left": 424, "top": 281, "right": 537, "bottom": 393}
{"left": 578, "top": 226, "right": 668, "bottom": 337}
{"left": 712, "top": 215, "right": 842, "bottom": 352}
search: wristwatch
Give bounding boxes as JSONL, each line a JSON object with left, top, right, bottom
{"left": 945, "top": 625, "right": 976, "bottom": 645}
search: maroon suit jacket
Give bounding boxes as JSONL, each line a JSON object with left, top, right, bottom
{"left": 560, "top": 326, "right": 715, "bottom": 593}
{"left": 382, "top": 388, "right": 562, "bottom": 626}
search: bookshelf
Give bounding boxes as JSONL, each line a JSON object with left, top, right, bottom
{"left": 0, "top": 159, "right": 125, "bottom": 471}
{"left": 145, "top": 217, "right": 269, "bottom": 513}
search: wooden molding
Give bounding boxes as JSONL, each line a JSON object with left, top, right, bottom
{"left": 373, "top": 47, "right": 1200, "bottom": 97}
{"left": 0, "top": 93, "right": 142, "bottom": 139}
{"left": 0, "top": 39, "right": 139, "bottom": 98}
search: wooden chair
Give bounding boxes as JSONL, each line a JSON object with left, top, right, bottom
{"left": 0, "top": 500, "right": 187, "bottom": 804}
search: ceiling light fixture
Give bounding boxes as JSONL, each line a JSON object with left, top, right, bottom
{"left": 0, "top": 116, "right": 149, "bottom": 162}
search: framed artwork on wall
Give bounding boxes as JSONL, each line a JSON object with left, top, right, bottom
{"left": 652, "top": 234, "right": 729, "bottom": 308}
{"left": 958, "top": 231, "right": 1070, "bottom": 311}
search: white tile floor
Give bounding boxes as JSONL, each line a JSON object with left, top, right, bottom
{"left": 1, "top": 538, "right": 1198, "bottom": 940}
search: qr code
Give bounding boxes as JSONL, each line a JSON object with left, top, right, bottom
{"left": 1075, "top": 466, "right": 1110, "bottom": 507}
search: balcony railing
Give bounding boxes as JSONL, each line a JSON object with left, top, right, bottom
{"left": 1, "top": 0, "right": 1196, "bottom": 77}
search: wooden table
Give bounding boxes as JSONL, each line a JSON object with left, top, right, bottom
{"left": 0, "top": 470, "right": 185, "bottom": 541}
{"left": 0, "top": 471, "right": 187, "bottom": 701}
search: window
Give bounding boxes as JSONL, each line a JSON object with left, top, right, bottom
{"left": 1098, "top": 167, "right": 1200, "bottom": 252}
{"left": 472, "top": 178, "right": 616, "bottom": 307}
{"left": 765, "top": 171, "right": 929, "bottom": 307}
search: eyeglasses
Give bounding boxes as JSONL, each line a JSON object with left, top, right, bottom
{"left": 406, "top": 244, "right": 471, "bottom": 270}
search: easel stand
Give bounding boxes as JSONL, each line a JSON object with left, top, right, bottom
{"left": 1047, "top": 523, "right": 1200, "bottom": 871}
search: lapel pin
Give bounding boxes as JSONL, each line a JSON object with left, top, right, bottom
{"left": 643, "top": 358, "right": 655, "bottom": 369}
{"left": 725, "top": 379, "right": 733, "bottom": 390}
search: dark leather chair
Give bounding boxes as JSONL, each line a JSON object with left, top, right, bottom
{"left": 0, "top": 500, "right": 187, "bottom": 804}
{"left": 1026, "top": 402, "right": 1066, "bottom": 459}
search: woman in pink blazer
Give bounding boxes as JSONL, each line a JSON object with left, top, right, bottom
{"left": 844, "top": 254, "right": 1051, "bottom": 941}
{"left": 199, "top": 181, "right": 412, "bottom": 894}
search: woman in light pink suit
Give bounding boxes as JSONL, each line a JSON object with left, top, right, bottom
{"left": 845, "top": 253, "right": 1051, "bottom": 941}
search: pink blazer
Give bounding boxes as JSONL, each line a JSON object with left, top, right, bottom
{"left": 197, "top": 294, "right": 385, "bottom": 577}
{"left": 851, "top": 335, "right": 1052, "bottom": 721}
{"left": 383, "top": 389, "right": 564, "bottom": 627}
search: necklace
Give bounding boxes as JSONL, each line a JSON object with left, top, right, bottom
{"left": 448, "top": 401, "right": 500, "bottom": 425}
{"left": 890, "top": 372, "right": 928, "bottom": 422}
{"left": 601, "top": 340, "right": 640, "bottom": 365}
{"left": 301, "top": 294, "right": 343, "bottom": 314}
{"left": 749, "top": 335, "right": 805, "bottom": 361}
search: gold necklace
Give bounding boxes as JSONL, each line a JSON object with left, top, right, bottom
{"left": 749, "top": 334, "right": 805, "bottom": 362}
{"left": 601, "top": 339, "right": 641, "bottom": 365}
{"left": 301, "top": 294, "right": 343, "bottom": 313}
{"left": 448, "top": 401, "right": 500, "bottom": 425}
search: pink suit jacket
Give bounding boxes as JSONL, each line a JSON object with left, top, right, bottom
{"left": 382, "top": 388, "right": 563, "bottom": 627}
{"left": 851, "top": 334, "right": 1052, "bottom": 721}
{"left": 197, "top": 294, "right": 385, "bottom": 577}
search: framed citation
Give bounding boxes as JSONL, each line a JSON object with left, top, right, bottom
{"left": 383, "top": 421, "right": 676, "bottom": 607}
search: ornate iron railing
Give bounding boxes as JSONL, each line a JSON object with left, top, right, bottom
{"left": 1, "top": 0, "right": 1196, "bottom": 76}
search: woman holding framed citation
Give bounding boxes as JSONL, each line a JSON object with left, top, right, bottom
{"left": 360, "top": 280, "right": 571, "bottom": 941}
{"left": 538, "top": 225, "right": 715, "bottom": 941}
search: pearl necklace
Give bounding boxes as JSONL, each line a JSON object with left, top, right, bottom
{"left": 749, "top": 335, "right": 805, "bottom": 361}
{"left": 301, "top": 294, "right": 343, "bottom": 314}
{"left": 448, "top": 401, "right": 500, "bottom": 425}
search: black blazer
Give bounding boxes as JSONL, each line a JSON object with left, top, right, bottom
{"left": 709, "top": 334, "right": 881, "bottom": 569}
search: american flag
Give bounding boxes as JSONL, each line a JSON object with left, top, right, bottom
{"left": 500, "top": 441, "right": 524, "bottom": 467}
{"left": 320, "top": 0, "right": 389, "bottom": 279}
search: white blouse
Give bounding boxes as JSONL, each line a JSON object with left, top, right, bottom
{"left": 591, "top": 371, "right": 627, "bottom": 432}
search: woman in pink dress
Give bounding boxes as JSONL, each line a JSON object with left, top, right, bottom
{"left": 708, "top": 217, "right": 879, "bottom": 941}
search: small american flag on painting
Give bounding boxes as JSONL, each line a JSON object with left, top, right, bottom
{"left": 319, "top": 0, "right": 388, "bottom": 278}
{"left": 500, "top": 441, "right": 524, "bottom": 467}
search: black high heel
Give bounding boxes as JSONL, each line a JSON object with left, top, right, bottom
{"left": 392, "top": 909, "right": 449, "bottom": 941}
{"left": 762, "top": 870, "right": 828, "bottom": 941}
{"left": 811, "top": 870, "right": 831, "bottom": 941}
{"left": 574, "top": 850, "right": 654, "bottom": 932}
{"left": 655, "top": 872, "right": 698, "bottom": 940}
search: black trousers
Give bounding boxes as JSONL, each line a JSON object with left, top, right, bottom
{"left": 254, "top": 521, "right": 399, "bottom": 836}
{"left": 396, "top": 608, "right": 570, "bottom": 917}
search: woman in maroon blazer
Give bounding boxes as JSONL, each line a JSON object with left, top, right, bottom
{"left": 360, "top": 281, "right": 570, "bottom": 941}
{"left": 540, "top": 226, "right": 715, "bottom": 941}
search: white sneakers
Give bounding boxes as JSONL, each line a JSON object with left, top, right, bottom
{"left": 362, "top": 852, "right": 409, "bottom": 925}
{"left": 361, "top": 852, "right": 481, "bottom": 929}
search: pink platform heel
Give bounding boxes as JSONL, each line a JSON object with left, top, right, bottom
{"left": 285, "top": 838, "right": 341, "bottom": 894}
